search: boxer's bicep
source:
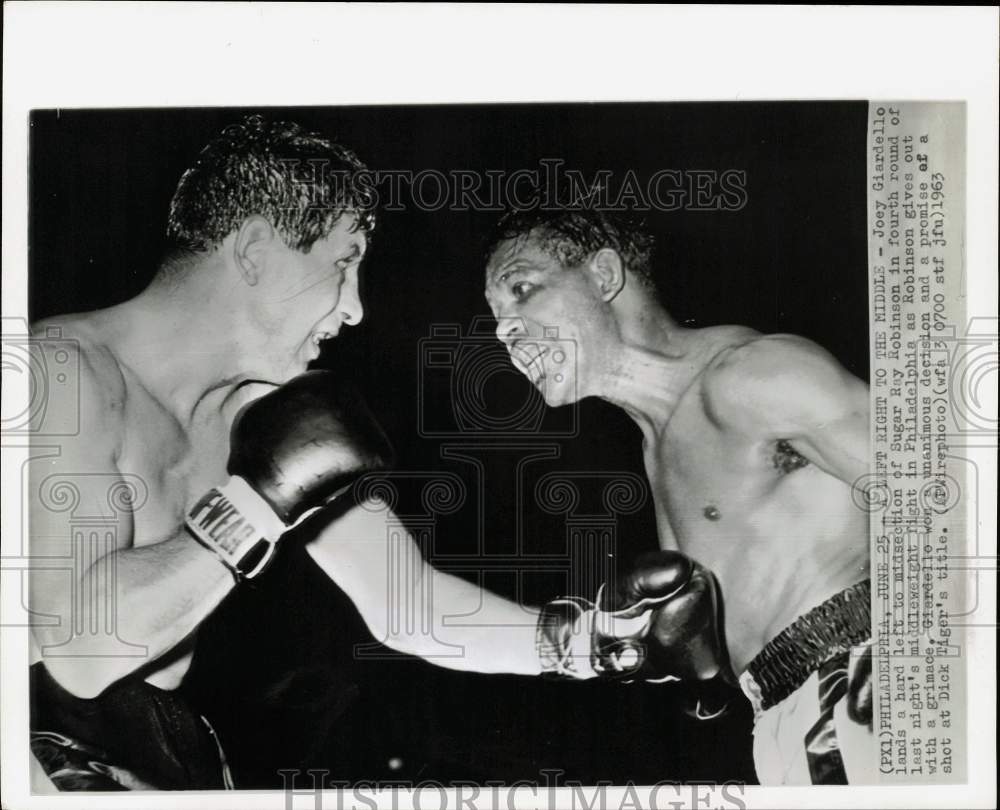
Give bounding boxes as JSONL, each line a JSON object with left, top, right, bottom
{"left": 28, "top": 356, "right": 130, "bottom": 648}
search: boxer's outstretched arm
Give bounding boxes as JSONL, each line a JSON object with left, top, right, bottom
{"left": 28, "top": 367, "right": 234, "bottom": 698}
{"left": 306, "top": 501, "right": 543, "bottom": 676}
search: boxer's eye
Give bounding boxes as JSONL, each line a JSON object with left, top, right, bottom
{"left": 512, "top": 281, "right": 534, "bottom": 301}
{"left": 335, "top": 246, "right": 362, "bottom": 271}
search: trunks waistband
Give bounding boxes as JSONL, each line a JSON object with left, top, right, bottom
{"left": 740, "top": 579, "right": 871, "bottom": 713}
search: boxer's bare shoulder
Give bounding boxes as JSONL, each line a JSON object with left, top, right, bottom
{"left": 701, "top": 333, "right": 868, "bottom": 465}
{"left": 33, "top": 313, "right": 127, "bottom": 463}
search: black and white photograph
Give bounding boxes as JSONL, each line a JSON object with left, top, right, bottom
{"left": 2, "top": 6, "right": 996, "bottom": 810}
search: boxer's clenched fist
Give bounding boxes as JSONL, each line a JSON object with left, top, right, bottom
{"left": 186, "top": 372, "right": 393, "bottom": 580}
{"left": 228, "top": 372, "right": 394, "bottom": 523}
{"left": 536, "top": 550, "right": 730, "bottom": 684}
{"left": 598, "top": 551, "right": 730, "bottom": 683}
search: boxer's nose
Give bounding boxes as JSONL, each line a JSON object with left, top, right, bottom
{"left": 495, "top": 316, "right": 525, "bottom": 348}
{"left": 338, "top": 272, "right": 364, "bottom": 327}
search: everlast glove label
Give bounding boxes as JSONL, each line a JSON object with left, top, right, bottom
{"left": 187, "top": 490, "right": 259, "bottom": 557}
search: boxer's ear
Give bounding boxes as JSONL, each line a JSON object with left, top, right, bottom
{"left": 233, "top": 216, "right": 276, "bottom": 286}
{"left": 589, "top": 248, "right": 625, "bottom": 302}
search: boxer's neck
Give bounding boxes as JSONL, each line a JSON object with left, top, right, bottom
{"left": 600, "top": 332, "right": 701, "bottom": 437}
{"left": 109, "top": 259, "right": 256, "bottom": 423}
{"left": 586, "top": 295, "right": 690, "bottom": 433}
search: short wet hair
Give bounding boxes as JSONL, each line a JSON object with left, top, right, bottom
{"left": 485, "top": 206, "right": 657, "bottom": 291}
{"left": 166, "top": 114, "right": 375, "bottom": 255}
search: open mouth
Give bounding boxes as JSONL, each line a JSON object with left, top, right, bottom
{"left": 308, "top": 331, "right": 336, "bottom": 362}
{"left": 509, "top": 342, "right": 549, "bottom": 385}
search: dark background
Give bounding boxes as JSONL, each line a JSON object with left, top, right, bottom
{"left": 29, "top": 103, "right": 869, "bottom": 787}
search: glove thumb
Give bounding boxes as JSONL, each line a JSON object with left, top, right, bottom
{"left": 609, "top": 551, "right": 693, "bottom": 614}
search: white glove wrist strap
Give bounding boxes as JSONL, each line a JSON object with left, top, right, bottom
{"left": 185, "top": 476, "right": 286, "bottom": 580}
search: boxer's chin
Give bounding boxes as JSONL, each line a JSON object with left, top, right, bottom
{"left": 539, "top": 377, "right": 577, "bottom": 408}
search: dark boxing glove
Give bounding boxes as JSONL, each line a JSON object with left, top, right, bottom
{"left": 537, "top": 550, "right": 729, "bottom": 686}
{"left": 185, "top": 372, "right": 393, "bottom": 580}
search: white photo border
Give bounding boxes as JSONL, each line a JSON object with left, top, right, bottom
{"left": 2, "top": 4, "right": 996, "bottom": 809}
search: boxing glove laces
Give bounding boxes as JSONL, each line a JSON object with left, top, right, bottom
{"left": 537, "top": 550, "right": 728, "bottom": 684}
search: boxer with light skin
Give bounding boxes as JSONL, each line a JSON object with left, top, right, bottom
{"left": 483, "top": 208, "right": 875, "bottom": 785}
{"left": 31, "top": 119, "right": 374, "bottom": 701}
{"left": 29, "top": 117, "right": 383, "bottom": 789}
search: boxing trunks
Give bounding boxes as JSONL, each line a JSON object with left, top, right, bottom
{"left": 738, "top": 580, "right": 874, "bottom": 785}
{"left": 30, "top": 663, "right": 233, "bottom": 790}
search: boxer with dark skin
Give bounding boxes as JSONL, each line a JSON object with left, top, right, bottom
{"left": 483, "top": 209, "right": 874, "bottom": 784}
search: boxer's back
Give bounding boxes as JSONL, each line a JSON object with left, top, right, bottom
{"left": 645, "top": 332, "right": 870, "bottom": 673}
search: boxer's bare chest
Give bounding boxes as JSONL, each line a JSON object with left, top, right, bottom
{"left": 643, "top": 377, "right": 865, "bottom": 668}
{"left": 117, "top": 390, "right": 232, "bottom": 547}
{"left": 649, "top": 388, "right": 821, "bottom": 548}
{"left": 105, "top": 381, "right": 235, "bottom": 688}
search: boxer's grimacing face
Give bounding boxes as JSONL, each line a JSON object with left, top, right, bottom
{"left": 485, "top": 237, "right": 614, "bottom": 407}
{"left": 248, "top": 214, "right": 367, "bottom": 384}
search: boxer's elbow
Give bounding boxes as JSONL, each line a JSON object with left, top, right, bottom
{"left": 380, "top": 628, "right": 422, "bottom": 658}
{"left": 31, "top": 614, "right": 139, "bottom": 699}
